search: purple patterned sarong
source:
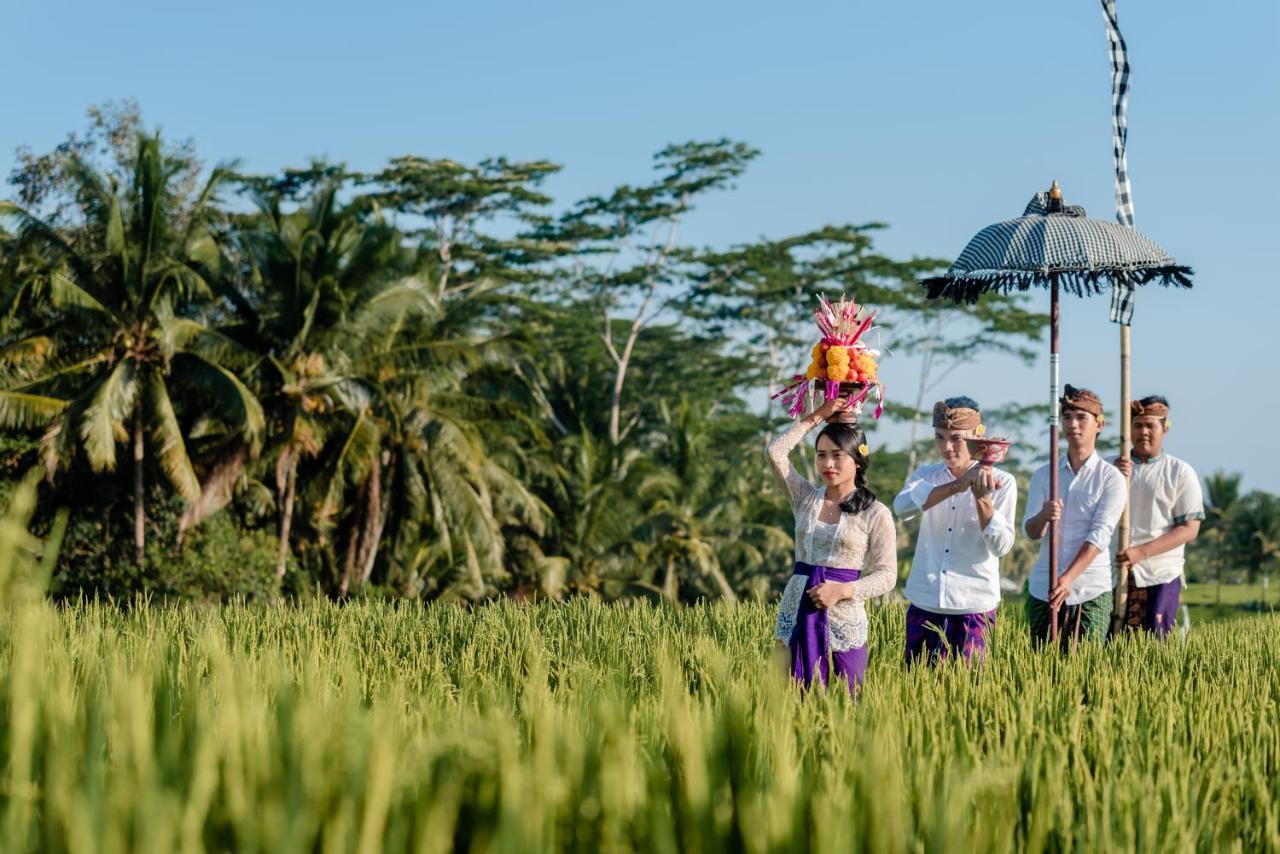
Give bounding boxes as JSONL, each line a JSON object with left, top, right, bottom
{"left": 788, "top": 562, "right": 866, "bottom": 695}
{"left": 904, "top": 604, "right": 997, "bottom": 667}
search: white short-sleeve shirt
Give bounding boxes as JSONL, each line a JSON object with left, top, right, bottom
{"left": 1125, "top": 453, "right": 1204, "bottom": 587}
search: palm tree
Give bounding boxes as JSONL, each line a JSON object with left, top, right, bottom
{"left": 631, "top": 398, "right": 798, "bottom": 603}
{"left": 1203, "top": 471, "right": 1242, "bottom": 606}
{"left": 226, "top": 167, "right": 543, "bottom": 597}
{"left": 1232, "top": 492, "right": 1280, "bottom": 608}
{"left": 494, "top": 345, "right": 664, "bottom": 598}
{"left": 343, "top": 288, "right": 550, "bottom": 600}
{"left": 224, "top": 167, "right": 419, "bottom": 581}
{"left": 0, "top": 132, "right": 262, "bottom": 567}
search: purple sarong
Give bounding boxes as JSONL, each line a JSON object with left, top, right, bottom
{"left": 904, "top": 604, "right": 997, "bottom": 667}
{"left": 1124, "top": 576, "right": 1183, "bottom": 638}
{"left": 788, "top": 562, "right": 866, "bottom": 695}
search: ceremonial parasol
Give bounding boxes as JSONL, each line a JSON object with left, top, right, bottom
{"left": 922, "top": 183, "right": 1192, "bottom": 639}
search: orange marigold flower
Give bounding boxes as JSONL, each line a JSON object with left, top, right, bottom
{"left": 825, "top": 347, "right": 851, "bottom": 382}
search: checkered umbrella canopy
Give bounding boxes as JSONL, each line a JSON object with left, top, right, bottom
{"left": 922, "top": 191, "right": 1192, "bottom": 304}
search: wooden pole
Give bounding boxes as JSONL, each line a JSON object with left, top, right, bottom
{"left": 1049, "top": 276, "right": 1061, "bottom": 641}
{"left": 1112, "top": 324, "right": 1133, "bottom": 630}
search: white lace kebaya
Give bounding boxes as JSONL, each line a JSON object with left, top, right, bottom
{"left": 766, "top": 419, "right": 897, "bottom": 652}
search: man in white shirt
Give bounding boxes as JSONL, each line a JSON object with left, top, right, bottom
{"left": 894, "top": 397, "right": 1017, "bottom": 665}
{"left": 1113, "top": 395, "right": 1203, "bottom": 637}
{"left": 1023, "top": 385, "right": 1127, "bottom": 648}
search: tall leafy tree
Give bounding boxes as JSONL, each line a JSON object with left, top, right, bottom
{"left": 334, "top": 156, "right": 570, "bottom": 598}
{"left": 539, "top": 140, "right": 759, "bottom": 445}
{"left": 690, "top": 225, "right": 941, "bottom": 423}
{"left": 364, "top": 155, "right": 565, "bottom": 299}
{"left": 0, "top": 128, "right": 262, "bottom": 567}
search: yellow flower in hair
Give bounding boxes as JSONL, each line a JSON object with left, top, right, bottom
{"left": 975, "top": 424, "right": 986, "bottom": 437}
{"left": 857, "top": 443, "right": 869, "bottom": 456}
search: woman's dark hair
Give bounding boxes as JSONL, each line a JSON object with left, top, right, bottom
{"left": 815, "top": 423, "right": 877, "bottom": 514}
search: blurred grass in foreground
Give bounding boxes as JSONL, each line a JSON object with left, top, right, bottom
{"left": 0, "top": 479, "right": 1275, "bottom": 852}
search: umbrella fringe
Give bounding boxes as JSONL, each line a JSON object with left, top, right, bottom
{"left": 922, "top": 265, "right": 1193, "bottom": 303}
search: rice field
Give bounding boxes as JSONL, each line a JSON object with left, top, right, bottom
{"left": 0, "top": 594, "right": 1275, "bottom": 853}
{"left": 0, "top": 483, "right": 1273, "bottom": 853}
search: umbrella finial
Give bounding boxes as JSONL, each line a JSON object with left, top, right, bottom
{"left": 1047, "top": 180, "right": 1063, "bottom": 213}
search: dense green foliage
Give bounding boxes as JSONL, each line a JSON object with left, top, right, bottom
{"left": 1184, "top": 471, "right": 1280, "bottom": 590}
{"left": 1, "top": 104, "right": 1275, "bottom": 603}
{"left": 0, "top": 105, "right": 1036, "bottom": 602}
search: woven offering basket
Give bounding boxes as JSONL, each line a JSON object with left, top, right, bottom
{"left": 965, "top": 437, "right": 1011, "bottom": 467}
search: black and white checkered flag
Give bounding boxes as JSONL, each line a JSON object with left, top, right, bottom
{"left": 1103, "top": 0, "right": 1137, "bottom": 324}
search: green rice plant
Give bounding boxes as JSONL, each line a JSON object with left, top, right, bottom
{"left": 0, "top": 595, "right": 1273, "bottom": 853}
{"left": 0, "top": 484, "right": 1274, "bottom": 852}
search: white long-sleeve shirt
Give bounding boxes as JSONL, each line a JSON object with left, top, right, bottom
{"left": 1024, "top": 452, "right": 1127, "bottom": 606}
{"left": 893, "top": 462, "right": 1017, "bottom": 614}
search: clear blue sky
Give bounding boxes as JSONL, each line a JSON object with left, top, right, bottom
{"left": 3, "top": 0, "right": 1277, "bottom": 489}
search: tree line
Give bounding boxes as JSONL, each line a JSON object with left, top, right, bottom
{"left": 0, "top": 104, "right": 1270, "bottom": 603}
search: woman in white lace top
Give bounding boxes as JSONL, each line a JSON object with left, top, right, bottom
{"left": 766, "top": 397, "right": 898, "bottom": 693}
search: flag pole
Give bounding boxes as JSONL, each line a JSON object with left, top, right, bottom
{"left": 1103, "top": 0, "right": 1136, "bottom": 630}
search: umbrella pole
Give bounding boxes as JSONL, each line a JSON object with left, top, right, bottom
{"left": 1112, "top": 324, "right": 1133, "bottom": 630}
{"left": 1049, "top": 276, "right": 1061, "bottom": 641}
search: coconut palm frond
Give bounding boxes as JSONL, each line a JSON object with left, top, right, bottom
{"left": 0, "top": 391, "right": 66, "bottom": 430}
{"left": 145, "top": 374, "right": 201, "bottom": 501}
{"left": 78, "top": 359, "right": 138, "bottom": 472}
{"left": 155, "top": 316, "right": 258, "bottom": 368}
{"left": 49, "top": 271, "right": 118, "bottom": 322}
{"left": 171, "top": 353, "right": 265, "bottom": 446}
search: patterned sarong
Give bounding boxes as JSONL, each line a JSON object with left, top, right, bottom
{"left": 1025, "top": 586, "right": 1113, "bottom": 651}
